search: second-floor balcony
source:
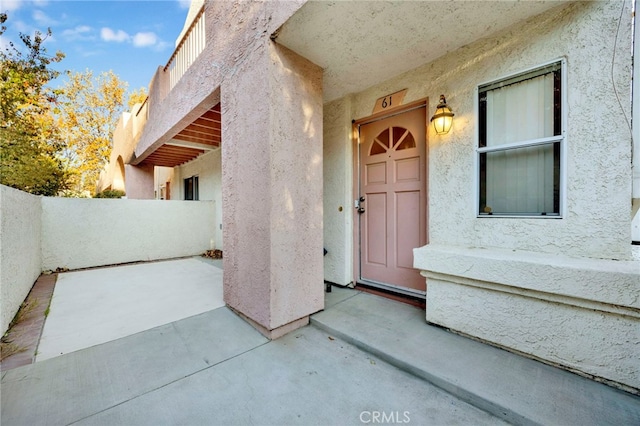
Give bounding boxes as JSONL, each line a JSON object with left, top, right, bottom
{"left": 165, "top": 4, "right": 206, "bottom": 92}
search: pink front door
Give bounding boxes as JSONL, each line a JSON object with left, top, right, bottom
{"left": 357, "top": 104, "right": 427, "bottom": 295}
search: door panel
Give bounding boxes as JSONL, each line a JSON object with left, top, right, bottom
{"left": 395, "top": 157, "right": 420, "bottom": 183}
{"left": 366, "top": 162, "right": 387, "bottom": 185}
{"left": 358, "top": 105, "right": 427, "bottom": 293}
{"left": 396, "top": 190, "right": 420, "bottom": 269}
{"left": 366, "top": 192, "right": 387, "bottom": 266}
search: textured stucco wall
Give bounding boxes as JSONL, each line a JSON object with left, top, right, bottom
{"left": 342, "top": 1, "right": 633, "bottom": 260}
{"left": 41, "top": 198, "right": 216, "bottom": 271}
{"left": 223, "top": 40, "right": 324, "bottom": 333}
{"left": 411, "top": 2, "right": 637, "bottom": 390}
{"left": 267, "top": 43, "right": 324, "bottom": 328}
{"left": 418, "top": 244, "right": 640, "bottom": 391}
{"left": 97, "top": 112, "right": 131, "bottom": 193}
{"left": 135, "top": 0, "right": 305, "bottom": 161}
{"left": 0, "top": 186, "right": 42, "bottom": 335}
{"left": 427, "top": 278, "right": 638, "bottom": 391}
{"left": 125, "top": 164, "right": 155, "bottom": 199}
{"left": 415, "top": 245, "right": 639, "bottom": 313}
{"left": 322, "top": 96, "right": 354, "bottom": 286}
{"left": 320, "top": 1, "right": 638, "bottom": 390}
{"left": 173, "top": 149, "right": 223, "bottom": 249}
{"left": 129, "top": 1, "right": 324, "bottom": 336}
{"left": 97, "top": 101, "right": 147, "bottom": 194}
{"left": 223, "top": 41, "right": 272, "bottom": 328}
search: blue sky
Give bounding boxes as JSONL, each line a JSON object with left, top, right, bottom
{"left": 2, "top": 0, "right": 190, "bottom": 95}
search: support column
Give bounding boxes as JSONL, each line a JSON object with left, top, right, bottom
{"left": 222, "top": 40, "right": 324, "bottom": 339}
{"left": 124, "top": 164, "right": 155, "bottom": 199}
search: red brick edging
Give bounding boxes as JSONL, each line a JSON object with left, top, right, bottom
{"left": 1, "top": 273, "right": 57, "bottom": 371}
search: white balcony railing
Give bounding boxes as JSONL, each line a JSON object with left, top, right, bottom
{"left": 165, "top": 6, "right": 206, "bottom": 91}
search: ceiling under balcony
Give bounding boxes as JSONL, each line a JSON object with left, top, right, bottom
{"left": 275, "top": 1, "right": 570, "bottom": 102}
{"left": 139, "top": 103, "right": 221, "bottom": 168}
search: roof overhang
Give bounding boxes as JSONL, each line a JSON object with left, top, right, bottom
{"left": 275, "top": 1, "right": 571, "bottom": 103}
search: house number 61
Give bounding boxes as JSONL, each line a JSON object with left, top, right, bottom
{"left": 373, "top": 89, "right": 407, "bottom": 114}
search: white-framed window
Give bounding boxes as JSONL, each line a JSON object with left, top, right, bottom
{"left": 476, "top": 59, "right": 565, "bottom": 217}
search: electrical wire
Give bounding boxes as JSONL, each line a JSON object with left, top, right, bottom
{"left": 612, "top": 0, "right": 633, "bottom": 139}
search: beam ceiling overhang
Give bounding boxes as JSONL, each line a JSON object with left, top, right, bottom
{"left": 139, "top": 103, "right": 221, "bottom": 168}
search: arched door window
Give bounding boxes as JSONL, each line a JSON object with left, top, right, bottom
{"left": 369, "top": 126, "right": 416, "bottom": 156}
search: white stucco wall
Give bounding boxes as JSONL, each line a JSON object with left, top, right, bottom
{"left": 322, "top": 1, "right": 639, "bottom": 391}
{"left": 323, "top": 97, "right": 354, "bottom": 285}
{"left": 0, "top": 186, "right": 42, "bottom": 335}
{"left": 324, "top": 1, "right": 635, "bottom": 273}
{"left": 416, "top": 244, "right": 640, "bottom": 391}
{"left": 222, "top": 40, "right": 324, "bottom": 335}
{"left": 41, "top": 198, "right": 216, "bottom": 271}
{"left": 172, "top": 149, "right": 222, "bottom": 250}
{"left": 339, "top": 1, "right": 633, "bottom": 261}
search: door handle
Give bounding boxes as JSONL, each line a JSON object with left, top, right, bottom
{"left": 356, "top": 196, "right": 365, "bottom": 214}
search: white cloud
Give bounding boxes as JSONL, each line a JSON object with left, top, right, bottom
{"left": 98, "top": 27, "right": 167, "bottom": 50}
{"left": 3, "top": 0, "right": 23, "bottom": 12}
{"left": 177, "top": 0, "right": 191, "bottom": 9}
{"left": 62, "top": 25, "right": 93, "bottom": 41}
{"left": 67, "top": 25, "right": 91, "bottom": 34}
{"left": 154, "top": 41, "right": 171, "bottom": 52}
{"left": 132, "top": 31, "right": 157, "bottom": 48}
{"left": 13, "top": 20, "right": 30, "bottom": 33}
{"left": 100, "top": 27, "right": 130, "bottom": 43}
{"left": 32, "top": 10, "right": 57, "bottom": 26}
{"left": 3, "top": 0, "right": 48, "bottom": 12}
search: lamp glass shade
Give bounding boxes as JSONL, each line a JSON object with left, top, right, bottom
{"left": 431, "top": 95, "right": 454, "bottom": 135}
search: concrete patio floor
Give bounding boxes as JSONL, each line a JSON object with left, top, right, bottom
{"left": 2, "top": 260, "right": 639, "bottom": 425}
{"left": 2, "top": 298, "right": 506, "bottom": 425}
{"left": 36, "top": 257, "right": 224, "bottom": 361}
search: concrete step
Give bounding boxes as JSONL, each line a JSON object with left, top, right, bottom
{"left": 311, "top": 288, "right": 640, "bottom": 426}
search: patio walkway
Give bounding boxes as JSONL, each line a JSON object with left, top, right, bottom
{"left": 1, "top": 302, "right": 506, "bottom": 425}
{"left": 1, "top": 260, "right": 639, "bottom": 425}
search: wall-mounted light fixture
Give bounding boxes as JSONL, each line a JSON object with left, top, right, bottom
{"left": 430, "top": 94, "right": 454, "bottom": 135}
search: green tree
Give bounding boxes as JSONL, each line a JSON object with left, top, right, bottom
{"left": 0, "top": 13, "right": 69, "bottom": 195}
{"left": 55, "top": 70, "right": 127, "bottom": 194}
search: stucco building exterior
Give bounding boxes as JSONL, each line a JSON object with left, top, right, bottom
{"left": 99, "top": 1, "right": 640, "bottom": 393}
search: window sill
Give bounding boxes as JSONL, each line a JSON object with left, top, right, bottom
{"left": 477, "top": 214, "right": 562, "bottom": 219}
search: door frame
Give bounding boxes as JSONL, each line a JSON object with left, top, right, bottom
{"left": 351, "top": 97, "right": 429, "bottom": 298}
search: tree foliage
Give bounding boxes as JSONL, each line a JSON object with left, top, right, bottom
{"left": 1, "top": 13, "right": 145, "bottom": 197}
{"left": 128, "top": 87, "right": 147, "bottom": 109}
{"left": 55, "top": 70, "right": 127, "bottom": 194}
{"left": 0, "top": 13, "right": 69, "bottom": 195}
{"left": 94, "top": 189, "right": 125, "bottom": 198}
